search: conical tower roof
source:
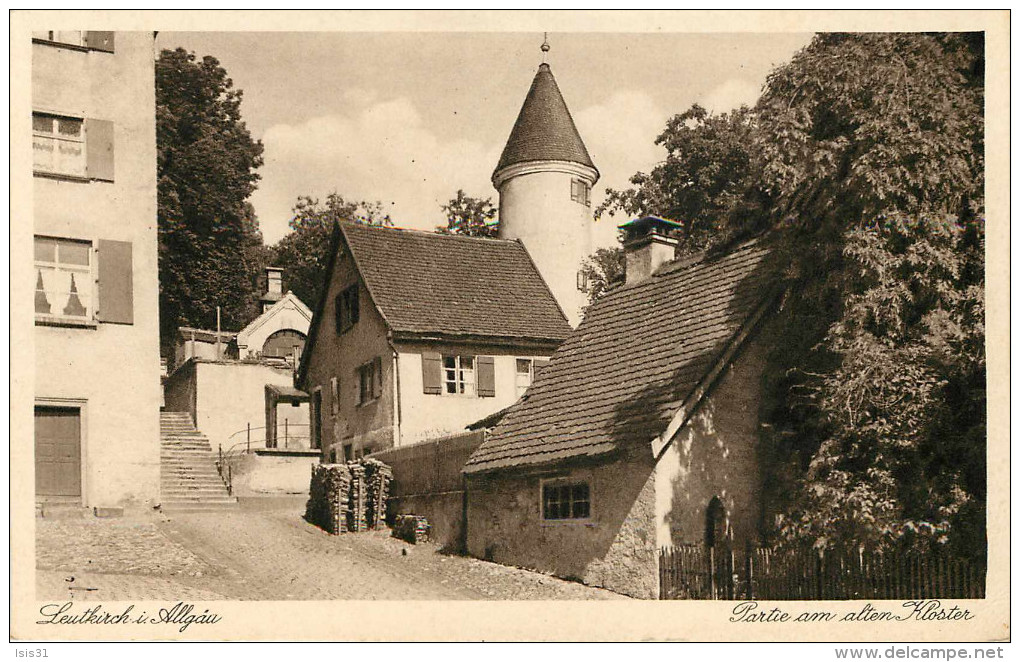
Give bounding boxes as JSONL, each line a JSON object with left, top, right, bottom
{"left": 494, "top": 63, "right": 597, "bottom": 178}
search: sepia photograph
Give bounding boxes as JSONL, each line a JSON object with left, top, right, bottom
{"left": 9, "top": 9, "right": 1009, "bottom": 646}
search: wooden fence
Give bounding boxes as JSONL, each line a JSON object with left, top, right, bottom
{"left": 659, "top": 544, "right": 985, "bottom": 600}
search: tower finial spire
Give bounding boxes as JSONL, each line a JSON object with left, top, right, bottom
{"left": 541, "top": 32, "right": 550, "bottom": 63}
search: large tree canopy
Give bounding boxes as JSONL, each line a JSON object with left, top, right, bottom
{"left": 157, "top": 48, "right": 264, "bottom": 352}
{"left": 596, "top": 32, "right": 985, "bottom": 557}
{"left": 269, "top": 193, "right": 391, "bottom": 312}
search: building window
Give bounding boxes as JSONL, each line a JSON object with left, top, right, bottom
{"left": 576, "top": 269, "right": 590, "bottom": 292}
{"left": 443, "top": 355, "right": 475, "bottom": 396}
{"left": 542, "top": 481, "right": 591, "bottom": 521}
{"left": 33, "top": 114, "right": 85, "bottom": 178}
{"left": 32, "top": 31, "right": 84, "bottom": 47}
{"left": 570, "top": 178, "right": 591, "bottom": 207}
{"left": 515, "top": 358, "right": 533, "bottom": 398}
{"left": 35, "top": 237, "right": 92, "bottom": 322}
{"left": 355, "top": 357, "right": 382, "bottom": 406}
{"left": 335, "top": 285, "right": 359, "bottom": 335}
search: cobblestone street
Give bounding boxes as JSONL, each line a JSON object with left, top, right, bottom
{"left": 36, "top": 505, "right": 626, "bottom": 601}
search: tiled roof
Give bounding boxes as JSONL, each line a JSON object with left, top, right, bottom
{"left": 463, "top": 239, "right": 775, "bottom": 474}
{"left": 494, "top": 64, "right": 596, "bottom": 175}
{"left": 341, "top": 223, "right": 572, "bottom": 342}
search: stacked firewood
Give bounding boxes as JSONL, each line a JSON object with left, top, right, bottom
{"left": 363, "top": 458, "right": 393, "bottom": 530}
{"left": 393, "top": 514, "right": 431, "bottom": 544}
{"left": 305, "top": 463, "right": 352, "bottom": 535}
{"left": 346, "top": 462, "right": 367, "bottom": 533}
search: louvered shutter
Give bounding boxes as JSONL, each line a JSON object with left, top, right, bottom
{"left": 84, "top": 31, "right": 115, "bottom": 53}
{"left": 96, "top": 239, "right": 133, "bottom": 324}
{"left": 372, "top": 357, "right": 383, "bottom": 399}
{"left": 85, "top": 118, "right": 114, "bottom": 181}
{"left": 422, "top": 352, "right": 442, "bottom": 395}
{"left": 477, "top": 356, "right": 495, "bottom": 397}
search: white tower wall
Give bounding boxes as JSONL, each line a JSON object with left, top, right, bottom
{"left": 496, "top": 162, "right": 597, "bottom": 326}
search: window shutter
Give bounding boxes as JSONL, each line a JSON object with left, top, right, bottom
{"left": 477, "top": 355, "right": 496, "bottom": 397}
{"left": 96, "top": 239, "right": 133, "bottom": 324}
{"left": 330, "top": 377, "right": 339, "bottom": 416}
{"left": 350, "top": 287, "right": 360, "bottom": 324}
{"left": 354, "top": 368, "right": 362, "bottom": 407}
{"left": 334, "top": 293, "right": 344, "bottom": 334}
{"left": 84, "top": 31, "right": 115, "bottom": 53}
{"left": 422, "top": 352, "right": 442, "bottom": 395}
{"left": 85, "top": 118, "right": 114, "bottom": 181}
{"left": 372, "top": 356, "right": 383, "bottom": 399}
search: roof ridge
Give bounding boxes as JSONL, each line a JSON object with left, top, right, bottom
{"left": 341, "top": 221, "right": 519, "bottom": 245}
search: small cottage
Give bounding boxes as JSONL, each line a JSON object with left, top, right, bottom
{"left": 462, "top": 216, "right": 778, "bottom": 599}
{"left": 296, "top": 222, "right": 572, "bottom": 462}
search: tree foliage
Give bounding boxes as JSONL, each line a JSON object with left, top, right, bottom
{"left": 156, "top": 48, "right": 264, "bottom": 353}
{"left": 597, "top": 104, "right": 768, "bottom": 255}
{"left": 755, "top": 33, "right": 985, "bottom": 556}
{"left": 601, "top": 33, "right": 985, "bottom": 556}
{"left": 269, "top": 193, "right": 392, "bottom": 312}
{"left": 579, "top": 247, "right": 625, "bottom": 310}
{"left": 436, "top": 189, "right": 499, "bottom": 238}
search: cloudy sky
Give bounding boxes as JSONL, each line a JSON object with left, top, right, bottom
{"left": 156, "top": 31, "right": 813, "bottom": 249}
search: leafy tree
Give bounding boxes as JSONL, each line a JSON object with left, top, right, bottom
{"left": 752, "top": 33, "right": 986, "bottom": 556}
{"left": 269, "top": 193, "right": 391, "bottom": 311}
{"left": 579, "top": 247, "right": 625, "bottom": 310}
{"left": 436, "top": 189, "right": 499, "bottom": 238}
{"left": 597, "top": 104, "right": 768, "bottom": 255}
{"left": 157, "top": 48, "right": 264, "bottom": 354}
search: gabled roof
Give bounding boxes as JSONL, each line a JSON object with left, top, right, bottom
{"left": 297, "top": 223, "right": 572, "bottom": 388}
{"left": 463, "top": 239, "right": 776, "bottom": 475}
{"left": 236, "top": 290, "right": 312, "bottom": 348}
{"left": 493, "top": 63, "right": 597, "bottom": 177}
{"left": 340, "top": 223, "right": 571, "bottom": 342}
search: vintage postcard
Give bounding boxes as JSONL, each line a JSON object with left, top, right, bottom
{"left": 9, "top": 9, "right": 1010, "bottom": 644}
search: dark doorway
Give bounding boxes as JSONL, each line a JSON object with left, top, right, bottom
{"left": 35, "top": 406, "right": 81, "bottom": 498}
{"left": 705, "top": 496, "right": 727, "bottom": 548}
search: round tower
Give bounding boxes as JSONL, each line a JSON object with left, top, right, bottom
{"left": 493, "top": 59, "right": 599, "bottom": 327}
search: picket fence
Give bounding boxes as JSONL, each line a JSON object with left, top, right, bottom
{"left": 659, "top": 544, "right": 985, "bottom": 600}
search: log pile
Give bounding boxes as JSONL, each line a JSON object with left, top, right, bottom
{"left": 305, "top": 463, "right": 352, "bottom": 535}
{"left": 393, "top": 514, "right": 431, "bottom": 544}
{"left": 346, "top": 462, "right": 367, "bottom": 533}
{"left": 363, "top": 458, "right": 393, "bottom": 530}
{"left": 305, "top": 458, "right": 392, "bottom": 536}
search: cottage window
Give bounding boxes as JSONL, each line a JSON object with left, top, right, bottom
{"left": 570, "top": 178, "right": 591, "bottom": 207}
{"left": 355, "top": 357, "right": 382, "bottom": 406}
{"left": 443, "top": 355, "right": 475, "bottom": 396}
{"left": 515, "top": 358, "right": 533, "bottom": 397}
{"left": 335, "top": 284, "right": 359, "bottom": 334}
{"left": 35, "top": 236, "right": 92, "bottom": 322}
{"left": 542, "top": 481, "right": 590, "bottom": 521}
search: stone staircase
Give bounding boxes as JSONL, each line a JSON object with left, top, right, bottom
{"left": 160, "top": 412, "right": 237, "bottom": 512}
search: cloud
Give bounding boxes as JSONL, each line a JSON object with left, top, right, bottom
{"left": 574, "top": 90, "right": 667, "bottom": 250}
{"left": 699, "top": 78, "right": 761, "bottom": 114}
{"left": 251, "top": 97, "right": 496, "bottom": 244}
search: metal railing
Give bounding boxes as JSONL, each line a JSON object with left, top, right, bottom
{"left": 216, "top": 422, "right": 313, "bottom": 495}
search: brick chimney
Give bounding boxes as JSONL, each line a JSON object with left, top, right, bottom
{"left": 261, "top": 266, "right": 284, "bottom": 313}
{"left": 619, "top": 216, "right": 682, "bottom": 285}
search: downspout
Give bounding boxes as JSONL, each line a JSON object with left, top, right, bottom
{"left": 386, "top": 332, "right": 402, "bottom": 448}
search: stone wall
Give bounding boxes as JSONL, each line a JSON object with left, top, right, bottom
{"left": 465, "top": 449, "right": 659, "bottom": 599}
{"left": 226, "top": 450, "right": 319, "bottom": 496}
{"left": 654, "top": 326, "right": 773, "bottom": 550}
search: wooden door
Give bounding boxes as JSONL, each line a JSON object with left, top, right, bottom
{"left": 35, "top": 407, "right": 81, "bottom": 497}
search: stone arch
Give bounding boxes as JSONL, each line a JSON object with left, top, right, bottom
{"left": 262, "top": 328, "right": 306, "bottom": 359}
